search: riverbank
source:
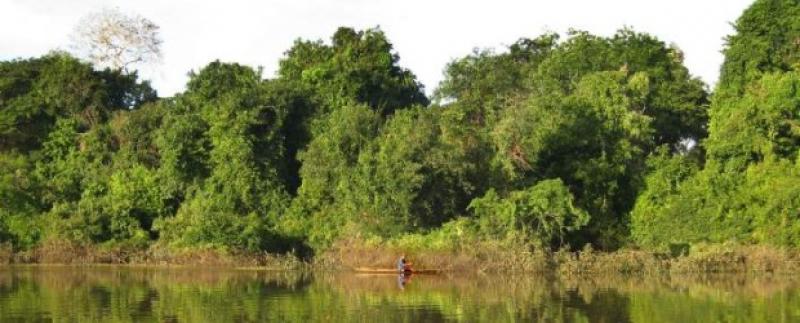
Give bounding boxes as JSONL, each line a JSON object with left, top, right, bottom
{"left": 0, "top": 240, "right": 306, "bottom": 270}
{"left": 3, "top": 239, "right": 800, "bottom": 274}
{"left": 317, "top": 239, "right": 800, "bottom": 275}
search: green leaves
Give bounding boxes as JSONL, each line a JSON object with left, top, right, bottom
{"left": 285, "top": 105, "right": 381, "bottom": 247}
{"left": 0, "top": 53, "right": 155, "bottom": 152}
{"left": 279, "top": 27, "right": 428, "bottom": 117}
{"left": 718, "top": 0, "right": 800, "bottom": 99}
{"left": 469, "top": 179, "right": 589, "bottom": 248}
{"left": 707, "top": 72, "right": 800, "bottom": 169}
{"left": 154, "top": 62, "right": 292, "bottom": 251}
{"left": 6, "top": 17, "right": 798, "bottom": 256}
{"left": 632, "top": 0, "right": 800, "bottom": 249}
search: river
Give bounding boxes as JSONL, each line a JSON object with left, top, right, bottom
{"left": 0, "top": 266, "right": 798, "bottom": 322}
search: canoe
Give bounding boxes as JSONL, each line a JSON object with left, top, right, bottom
{"left": 353, "top": 267, "right": 441, "bottom": 274}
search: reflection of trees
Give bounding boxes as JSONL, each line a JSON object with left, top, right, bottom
{"left": 0, "top": 267, "right": 312, "bottom": 322}
{"left": 0, "top": 267, "right": 799, "bottom": 322}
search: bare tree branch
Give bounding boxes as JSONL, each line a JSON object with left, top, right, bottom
{"left": 70, "top": 8, "right": 162, "bottom": 73}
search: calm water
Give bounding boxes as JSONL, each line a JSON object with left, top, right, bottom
{"left": 1, "top": 266, "right": 799, "bottom": 322}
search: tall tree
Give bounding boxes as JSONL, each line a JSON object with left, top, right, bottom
{"left": 632, "top": 0, "right": 800, "bottom": 249}
{"left": 0, "top": 53, "right": 156, "bottom": 152}
{"left": 155, "top": 62, "right": 291, "bottom": 251}
{"left": 70, "top": 8, "right": 162, "bottom": 73}
{"left": 716, "top": 0, "right": 800, "bottom": 99}
{"left": 279, "top": 27, "right": 428, "bottom": 118}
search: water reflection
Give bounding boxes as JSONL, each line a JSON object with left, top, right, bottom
{"left": 397, "top": 272, "right": 412, "bottom": 290}
{"left": 0, "top": 266, "right": 798, "bottom": 322}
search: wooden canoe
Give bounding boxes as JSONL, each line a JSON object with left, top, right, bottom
{"left": 352, "top": 267, "right": 442, "bottom": 274}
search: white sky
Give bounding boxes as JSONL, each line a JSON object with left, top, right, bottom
{"left": 1, "top": 0, "right": 753, "bottom": 97}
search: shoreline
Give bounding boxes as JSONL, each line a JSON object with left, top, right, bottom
{"left": 3, "top": 241, "right": 800, "bottom": 275}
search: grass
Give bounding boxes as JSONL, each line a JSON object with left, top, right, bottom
{"left": 4, "top": 239, "right": 306, "bottom": 270}
{"left": 3, "top": 238, "right": 800, "bottom": 275}
{"left": 317, "top": 237, "right": 800, "bottom": 275}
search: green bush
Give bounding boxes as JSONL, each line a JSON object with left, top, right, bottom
{"left": 469, "top": 179, "right": 589, "bottom": 247}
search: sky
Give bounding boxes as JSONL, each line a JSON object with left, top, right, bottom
{"left": 1, "top": 0, "right": 754, "bottom": 97}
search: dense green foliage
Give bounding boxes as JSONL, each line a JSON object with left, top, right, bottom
{"left": 2, "top": 1, "right": 800, "bottom": 257}
{"left": 632, "top": 0, "right": 800, "bottom": 249}
{"left": 469, "top": 179, "right": 589, "bottom": 247}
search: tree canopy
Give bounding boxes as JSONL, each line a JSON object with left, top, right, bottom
{"left": 2, "top": 1, "right": 800, "bottom": 256}
{"left": 632, "top": 0, "right": 800, "bottom": 249}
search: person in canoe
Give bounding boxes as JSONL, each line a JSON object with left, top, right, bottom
{"left": 397, "top": 254, "right": 412, "bottom": 273}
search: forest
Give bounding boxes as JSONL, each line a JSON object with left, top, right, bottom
{"left": 1, "top": 0, "right": 799, "bottom": 265}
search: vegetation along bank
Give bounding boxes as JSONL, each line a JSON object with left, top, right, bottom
{"left": 2, "top": 0, "right": 800, "bottom": 272}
